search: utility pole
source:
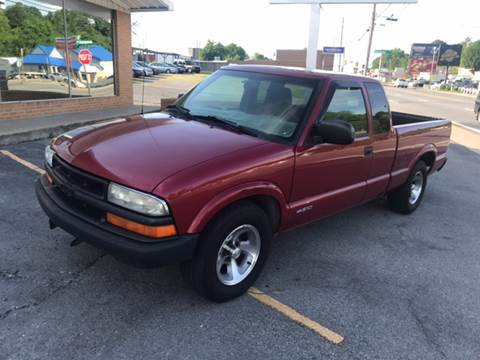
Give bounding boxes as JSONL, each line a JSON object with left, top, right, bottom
{"left": 364, "top": 3, "right": 376, "bottom": 75}
{"left": 338, "top": 17, "right": 344, "bottom": 72}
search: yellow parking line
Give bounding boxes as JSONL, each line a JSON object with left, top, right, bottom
{"left": 0, "top": 150, "right": 45, "bottom": 175}
{"left": 248, "top": 287, "right": 344, "bottom": 345}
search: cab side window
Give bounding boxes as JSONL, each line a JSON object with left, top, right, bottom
{"left": 323, "top": 87, "right": 368, "bottom": 137}
{"left": 365, "top": 83, "right": 391, "bottom": 134}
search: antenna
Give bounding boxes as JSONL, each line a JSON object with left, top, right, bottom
{"left": 141, "top": 47, "right": 146, "bottom": 115}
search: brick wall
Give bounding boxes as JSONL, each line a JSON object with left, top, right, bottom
{"left": 0, "top": 10, "right": 133, "bottom": 121}
{"left": 276, "top": 49, "right": 334, "bottom": 70}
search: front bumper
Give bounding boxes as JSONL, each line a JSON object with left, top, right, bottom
{"left": 35, "top": 176, "right": 199, "bottom": 268}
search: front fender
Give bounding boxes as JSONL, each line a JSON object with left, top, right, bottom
{"left": 187, "top": 181, "right": 288, "bottom": 234}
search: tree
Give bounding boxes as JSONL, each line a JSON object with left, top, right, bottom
{"left": 431, "top": 39, "right": 447, "bottom": 47}
{"left": 224, "top": 43, "right": 247, "bottom": 61}
{"left": 461, "top": 40, "right": 480, "bottom": 71}
{"left": 199, "top": 40, "right": 225, "bottom": 60}
{"left": 0, "top": 10, "right": 15, "bottom": 56}
{"left": 199, "top": 40, "right": 247, "bottom": 61}
{"left": 5, "top": 3, "right": 42, "bottom": 28}
{"left": 372, "top": 48, "right": 409, "bottom": 70}
{"left": 252, "top": 52, "right": 269, "bottom": 60}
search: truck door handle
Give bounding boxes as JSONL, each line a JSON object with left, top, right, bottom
{"left": 364, "top": 146, "right": 374, "bottom": 156}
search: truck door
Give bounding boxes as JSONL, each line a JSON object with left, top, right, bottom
{"left": 363, "top": 82, "right": 397, "bottom": 200}
{"left": 289, "top": 80, "right": 373, "bottom": 228}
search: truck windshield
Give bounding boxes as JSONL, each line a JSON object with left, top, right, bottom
{"left": 178, "top": 69, "right": 317, "bottom": 140}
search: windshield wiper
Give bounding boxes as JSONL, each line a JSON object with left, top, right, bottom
{"left": 165, "top": 103, "right": 191, "bottom": 117}
{"left": 191, "top": 114, "right": 259, "bottom": 137}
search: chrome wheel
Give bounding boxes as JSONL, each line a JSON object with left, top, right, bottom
{"left": 216, "top": 224, "right": 261, "bottom": 286}
{"left": 409, "top": 171, "right": 424, "bottom": 205}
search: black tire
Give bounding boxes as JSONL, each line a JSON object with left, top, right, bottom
{"left": 388, "top": 160, "right": 428, "bottom": 214}
{"left": 166, "top": 69, "right": 171, "bottom": 74}
{"left": 182, "top": 201, "right": 272, "bottom": 302}
{"left": 476, "top": 111, "right": 479, "bottom": 122}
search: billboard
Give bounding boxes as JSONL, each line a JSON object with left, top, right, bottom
{"left": 438, "top": 44, "right": 462, "bottom": 67}
{"left": 409, "top": 43, "right": 438, "bottom": 77}
{"left": 410, "top": 43, "right": 438, "bottom": 58}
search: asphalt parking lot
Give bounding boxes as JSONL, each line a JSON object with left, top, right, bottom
{"left": 1, "top": 130, "right": 480, "bottom": 359}
{"left": 133, "top": 73, "right": 208, "bottom": 107}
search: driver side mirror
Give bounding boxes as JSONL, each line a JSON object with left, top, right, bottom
{"left": 312, "top": 119, "right": 355, "bottom": 145}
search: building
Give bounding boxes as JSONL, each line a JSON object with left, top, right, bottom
{"left": 189, "top": 48, "right": 201, "bottom": 60}
{"left": 132, "top": 48, "right": 186, "bottom": 64}
{"left": 0, "top": 0, "right": 172, "bottom": 121}
{"left": 276, "top": 49, "right": 334, "bottom": 70}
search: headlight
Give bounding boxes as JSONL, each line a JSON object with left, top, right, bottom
{"left": 107, "top": 183, "right": 170, "bottom": 216}
{"left": 45, "top": 145, "right": 55, "bottom": 167}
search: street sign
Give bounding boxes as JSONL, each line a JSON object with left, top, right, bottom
{"left": 55, "top": 36, "right": 77, "bottom": 50}
{"left": 77, "top": 40, "right": 93, "bottom": 47}
{"left": 79, "top": 49, "right": 93, "bottom": 65}
{"left": 323, "top": 46, "right": 345, "bottom": 54}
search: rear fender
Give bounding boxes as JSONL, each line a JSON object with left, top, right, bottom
{"left": 187, "top": 181, "right": 288, "bottom": 234}
{"left": 408, "top": 144, "right": 437, "bottom": 173}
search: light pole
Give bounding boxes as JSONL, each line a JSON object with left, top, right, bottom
{"left": 430, "top": 46, "right": 439, "bottom": 82}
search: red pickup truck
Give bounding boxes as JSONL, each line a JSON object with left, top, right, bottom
{"left": 36, "top": 65, "right": 451, "bottom": 302}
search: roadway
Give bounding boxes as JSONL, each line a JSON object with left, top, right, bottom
{"left": 385, "top": 86, "right": 480, "bottom": 130}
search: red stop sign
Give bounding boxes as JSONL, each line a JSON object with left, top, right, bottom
{"left": 78, "top": 49, "right": 93, "bottom": 65}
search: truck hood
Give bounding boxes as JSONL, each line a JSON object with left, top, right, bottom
{"left": 52, "top": 113, "right": 268, "bottom": 192}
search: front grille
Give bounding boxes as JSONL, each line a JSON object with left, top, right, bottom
{"left": 51, "top": 155, "right": 108, "bottom": 199}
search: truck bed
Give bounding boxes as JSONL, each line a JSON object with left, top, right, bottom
{"left": 392, "top": 111, "right": 443, "bottom": 126}
{"left": 388, "top": 111, "right": 452, "bottom": 191}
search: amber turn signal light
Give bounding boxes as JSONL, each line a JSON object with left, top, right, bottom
{"left": 106, "top": 212, "right": 176, "bottom": 239}
{"left": 46, "top": 173, "right": 53, "bottom": 185}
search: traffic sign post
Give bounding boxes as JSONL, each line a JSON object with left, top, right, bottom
{"left": 78, "top": 49, "right": 93, "bottom": 97}
{"left": 270, "top": 0, "right": 418, "bottom": 71}
{"left": 323, "top": 47, "right": 345, "bottom": 71}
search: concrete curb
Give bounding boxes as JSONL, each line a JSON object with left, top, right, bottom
{"left": 452, "top": 121, "right": 480, "bottom": 135}
{"left": 0, "top": 118, "right": 109, "bottom": 147}
{"left": 0, "top": 106, "right": 162, "bottom": 147}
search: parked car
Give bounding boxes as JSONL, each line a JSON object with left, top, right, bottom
{"left": 150, "top": 62, "right": 179, "bottom": 74}
{"left": 393, "top": 78, "right": 407, "bottom": 88}
{"left": 36, "top": 65, "right": 451, "bottom": 302}
{"left": 416, "top": 78, "right": 428, "bottom": 87}
{"left": 147, "top": 63, "right": 167, "bottom": 74}
{"left": 168, "top": 63, "right": 186, "bottom": 73}
{"left": 430, "top": 80, "right": 444, "bottom": 91}
{"left": 132, "top": 63, "right": 145, "bottom": 78}
{"left": 174, "top": 59, "right": 201, "bottom": 73}
{"left": 133, "top": 62, "right": 153, "bottom": 77}
{"left": 48, "top": 73, "right": 65, "bottom": 82}
{"left": 136, "top": 61, "right": 161, "bottom": 75}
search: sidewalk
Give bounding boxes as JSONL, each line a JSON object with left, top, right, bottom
{"left": 0, "top": 105, "right": 160, "bottom": 146}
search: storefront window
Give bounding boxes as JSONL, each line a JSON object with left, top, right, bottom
{"left": 0, "top": 0, "right": 115, "bottom": 103}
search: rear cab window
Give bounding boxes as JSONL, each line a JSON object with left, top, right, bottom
{"left": 322, "top": 86, "right": 369, "bottom": 138}
{"left": 365, "top": 82, "right": 391, "bottom": 134}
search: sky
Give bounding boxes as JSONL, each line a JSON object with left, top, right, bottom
{"left": 131, "top": 0, "right": 480, "bottom": 67}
